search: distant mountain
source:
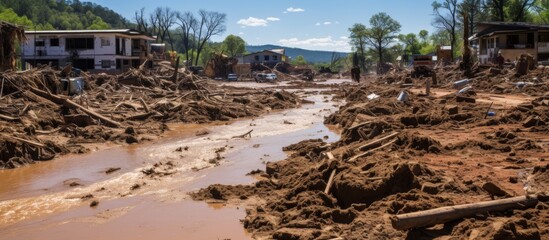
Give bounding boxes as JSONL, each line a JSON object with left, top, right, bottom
{"left": 246, "top": 44, "right": 349, "bottom": 63}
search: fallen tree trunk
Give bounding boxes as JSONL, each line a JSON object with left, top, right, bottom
{"left": 391, "top": 195, "right": 540, "bottom": 230}
{"left": 30, "top": 87, "right": 121, "bottom": 128}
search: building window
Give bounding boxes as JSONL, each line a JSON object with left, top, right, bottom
{"left": 273, "top": 55, "right": 278, "bottom": 61}
{"left": 101, "top": 60, "right": 112, "bottom": 68}
{"left": 264, "top": 55, "right": 270, "bottom": 61}
{"left": 101, "top": 38, "right": 111, "bottom": 47}
{"left": 66, "top": 38, "right": 94, "bottom": 50}
{"left": 254, "top": 55, "right": 259, "bottom": 61}
{"left": 35, "top": 40, "right": 45, "bottom": 47}
{"left": 50, "top": 38, "right": 59, "bottom": 47}
{"left": 507, "top": 35, "right": 519, "bottom": 48}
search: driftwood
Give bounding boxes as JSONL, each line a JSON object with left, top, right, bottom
{"left": 391, "top": 195, "right": 540, "bottom": 230}
{"left": 232, "top": 129, "right": 253, "bottom": 139}
{"left": 0, "top": 113, "right": 18, "bottom": 121}
{"left": 30, "top": 87, "right": 121, "bottom": 128}
{"left": 3, "top": 134, "right": 46, "bottom": 148}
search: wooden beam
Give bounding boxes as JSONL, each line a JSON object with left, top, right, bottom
{"left": 391, "top": 195, "right": 539, "bottom": 230}
{"left": 347, "top": 139, "right": 397, "bottom": 162}
{"left": 357, "top": 132, "right": 399, "bottom": 151}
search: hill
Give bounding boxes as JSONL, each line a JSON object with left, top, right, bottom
{"left": 246, "top": 44, "right": 349, "bottom": 63}
{"left": 0, "top": 0, "right": 130, "bottom": 30}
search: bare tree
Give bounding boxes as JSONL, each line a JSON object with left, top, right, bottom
{"left": 194, "top": 10, "right": 227, "bottom": 65}
{"left": 134, "top": 8, "right": 149, "bottom": 32}
{"left": 176, "top": 11, "right": 198, "bottom": 65}
{"left": 432, "top": 0, "right": 459, "bottom": 61}
{"left": 153, "top": 7, "right": 177, "bottom": 47}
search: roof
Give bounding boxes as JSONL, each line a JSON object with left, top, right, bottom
{"left": 245, "top": 49, "right": 286, "bottom": 57}
{"left": 25, "top": 29, "right": 155, "bottom": 40}
{"left": 471, "top": 22, "right": 549, "bottom": 40}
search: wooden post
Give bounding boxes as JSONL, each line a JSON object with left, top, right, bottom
{"left": 425, "top": 77, "right": 431, "bottom": 96}
{"left": 391, "top": 195, "right": 539, "bottom": 230}
{"left": 484, "top": 102, "right": 494, "bottom": 119}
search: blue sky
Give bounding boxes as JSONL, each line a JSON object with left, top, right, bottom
{"left": 88, "top": 0, "right": 437, "bottom": 52}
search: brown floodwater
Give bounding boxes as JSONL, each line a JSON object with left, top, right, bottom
{"left": 0, "top": 92, "right": 342, "bottom": 240}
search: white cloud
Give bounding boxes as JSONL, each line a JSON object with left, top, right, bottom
{"left": 315, "top": 22, "right": 321, "bottom": 26}
{"left": 340, "top": 36, "right": 348, "bottom": 40}
{"left": 237, "top": 17, "right": 280, "bottom": 27}
{"left": 239, "top": 32, "right": 245, "bottom": 35}
{"left": 286, "top": 7, "right": 305, "bottom": 12}
{"left": 237, "top": 17, "right": 268, "bottom": 27}
{"left": 324, "top": 22, "right": 332, "bottom": 25}
{"left": 278, "top": 36, "right": 351, "bottom": 52}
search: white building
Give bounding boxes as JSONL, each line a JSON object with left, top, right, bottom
{"left": 22, "top": 29, "right": 155, "bottom": 72}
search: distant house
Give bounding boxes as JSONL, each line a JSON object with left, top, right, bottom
{"left": 22, "top": 29, "right": 155, "bottom": 72}
{"left": 240, "top": 48, "right": 288, "bottom": 66}
{"left": 470, "top": 22, "right": 549, "bottom": 64}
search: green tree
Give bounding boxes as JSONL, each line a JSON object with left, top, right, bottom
{"left": 0, "top": 8, "right": 33, "bottom": 27}
{"left": 507, "top": 0, "right": 536, "bottom": 22}
{"left": 222, "top": 34, "right": 246, "bottom": 57}
{"left": 291, "top": 55, "right": 307, "bottom": 65}
{"left": 398, "top": 33, "right": 421, "bottom": 55}
{"left": 363, "top": 12, "right": 401, "bottom": 74}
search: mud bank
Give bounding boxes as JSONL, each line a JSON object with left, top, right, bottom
{"left": 0, "top": 91, "right": 342, "bottom": 240}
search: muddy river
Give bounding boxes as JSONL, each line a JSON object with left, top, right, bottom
{"left": 0, "top": 91, "right": 342, "bottom": 240}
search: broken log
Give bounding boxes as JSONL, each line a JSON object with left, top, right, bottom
{"left": 232, "top": 129, "right": 253, "bottom": 139}
{"left": 391, "top": 195, "right": 539, "bottom": 230}
{"left": 3, "top": 135, "right": 46, "bottom": 148}
{"left": 30, "top": 87, "right": 121, "bottom": 128}
{"left": 126, "top": 112, "right": 155, "bottom": 121}
{"left": 139, "top": 98, "right": 150, "bottom": 113}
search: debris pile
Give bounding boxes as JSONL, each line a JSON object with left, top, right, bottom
{"left": 192, "top": 71, "right": 548, "bottom": 239}
{"left": 0, "top": 65, "right": 302, "bottom": 168}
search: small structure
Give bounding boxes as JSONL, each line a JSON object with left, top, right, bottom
{"left": 436, "top": 45, "right": 452, "bottom": 64}
{"left": 240, "top": 48, "right": 288, "bottom": 67}
{"left": 470, "top": 22, "right": 549, "bottom": 64}
{"left": 22, "top": 29, "right": 155, "bottom": 73}
{"left": 0, "top": 21, "right": 26, "bottom": 71}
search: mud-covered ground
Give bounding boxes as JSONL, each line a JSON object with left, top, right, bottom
{"left": 0, "top": 66, "right": 309, "bottom": 169}
{"left": 192, "top": 66, "right": 549, "bottom": 239}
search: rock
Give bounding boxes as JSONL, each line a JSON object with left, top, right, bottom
{"left": 456, "top": 95, "right": 476, "bottom": 103}
{"left": 482, "top": 182, "right": 511, "bottom": 197}
{"left": 421, "top": 182, "right": 441, "bottom": 194}
{"left": 523, "top": 116, "right": 545, "bottom": 128}
{"left": 447, "top": 105, "right": 459, "bottom": 115}
{"left": 125, "top": 135, "right": 139, "bottom": 144}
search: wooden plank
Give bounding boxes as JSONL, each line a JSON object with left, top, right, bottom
{"left": 357, "top": 132, "right": 399, "bottom": 151}
{"left": 347, "top": 139, "right": 397, "bottom": 162}
{"left": 324, "top": 152, "right": 337, "bottom": 195}
{"left": 391, "top": 195, "right": 539, "bottom": 230}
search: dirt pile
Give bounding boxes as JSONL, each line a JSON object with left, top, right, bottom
{"left": 0, "top": 65, "right": 302, "bottom": 169}
{"left": 192, "top": 70, "right": 548, "bottom": 239}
